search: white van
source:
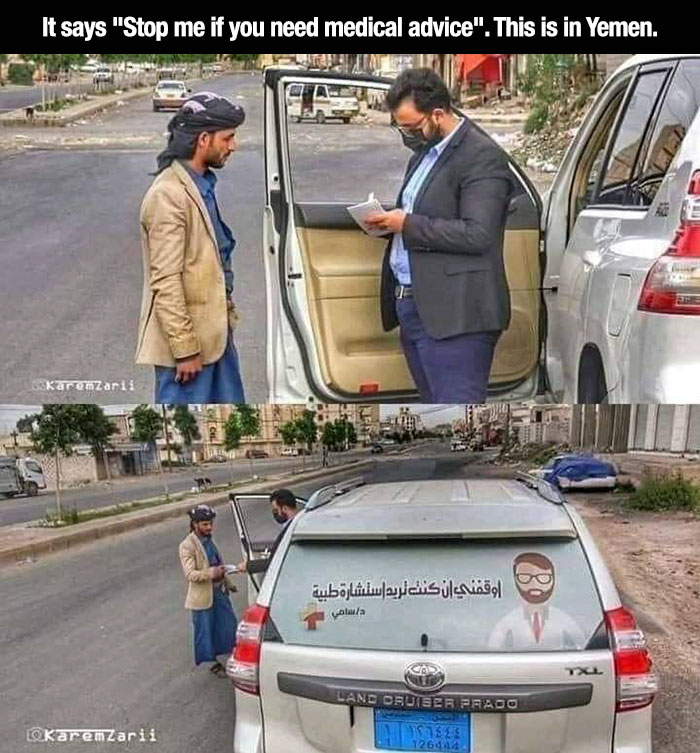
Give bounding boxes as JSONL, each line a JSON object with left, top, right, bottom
{"left": 287, "top": 82, "right": 360, "bottom": 124}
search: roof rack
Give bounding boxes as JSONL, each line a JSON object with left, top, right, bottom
{"left": 305, "top": 476, "right": 366, "bottom": 511}
{"left": 514, "top": 471, "right": 565, "bottom": 505}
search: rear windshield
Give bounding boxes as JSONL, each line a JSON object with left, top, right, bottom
{"left": 270, "top": 539, "right": 604, "bottom": 653}
{"left": 157, "top": 83, "right": 185, "bottom": 90}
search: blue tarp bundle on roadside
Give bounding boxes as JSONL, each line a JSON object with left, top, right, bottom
{"left": 544, "top": 456, "right": 617, "bottom": 485}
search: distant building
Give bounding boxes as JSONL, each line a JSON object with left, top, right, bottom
{"left": 517, "top": 405, "right": 572, "bottom": 445}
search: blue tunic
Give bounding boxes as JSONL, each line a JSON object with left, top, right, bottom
{"left": 191, "top": 535, "right": 237, "bottom": 665}
{"left": 155, "top": 332, "right": 245, "bottom": 404}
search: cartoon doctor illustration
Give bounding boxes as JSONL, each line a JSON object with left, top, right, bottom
{"left": 487, "top": 553, "right": 586, "bottom": 650}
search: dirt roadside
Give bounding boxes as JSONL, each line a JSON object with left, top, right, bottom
{"left": 568, "top": 493, "right": 700, "bottom": 753}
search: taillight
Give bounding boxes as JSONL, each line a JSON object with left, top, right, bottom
{"left": 605, "top": 606, "right": 658, "bottom": 712}
{"left": 638, "top": 170, "right": 700, "bottom": 315}
{"left": 225, "top": 603, "right": 269, "bottom": 695}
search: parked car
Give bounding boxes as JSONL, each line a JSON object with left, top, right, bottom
{"left": 92, "top": 65, "right": 114, "bottom": 84}
{"left": 245, "top": 449, "right": 269, "bottom": 459}
{"left": 281, "top": 447, "right": 299, "bottom": 457}
{"left": 263, "top": 56, "right": 700, "bottom": 403}
{"left": 152, "top": 80, "right": 190, "bottom": 112}
{"left": 228, "top": 478, "right": 657, "bottom": 753}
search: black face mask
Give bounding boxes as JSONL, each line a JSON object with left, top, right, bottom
{"left": 272, "top": 510, "right": 287, "bottom": 525}
{"left": 400, "top": 120, "right": 442, "bottom": 152}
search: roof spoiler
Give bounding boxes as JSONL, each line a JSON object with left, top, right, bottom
{"left": 515, "top": 471, "right": 565, "bottom": 505}
{"left": 305, "top": 476, "right": 366, "bottom": 511}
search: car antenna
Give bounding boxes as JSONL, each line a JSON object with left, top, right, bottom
{"left": 420, "top": 633, "right": 428, "bottom": 652}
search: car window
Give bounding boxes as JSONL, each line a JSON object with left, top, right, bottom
{"left": 631, "top": 59, "right": 700, "bottom": 207}
{"left": 328, "top": 85, "right": 357, "bottom": 98}
{"left": 285, "top": 81, "right": 408, "bottom": 204}
{"left": 25, "top": 461, "right": 42, "bottom": 473}
{"left": 596, "top": 70, "right": 668, "bottom": 206}
{"left": 569, "top": 88, "right": 626, "bottom": 225}
{"left": 288, "top": 84, "right": 302, "bottom": 97}
{"left": 315, "top": 85, "right": 327, "bottom": 98}
{"left": 269, "top": 538, "right": 604, "bottom": 652}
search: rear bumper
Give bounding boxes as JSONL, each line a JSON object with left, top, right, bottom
{"left": 624, "top": 312, "right": 700, "bottom": 402}
{"left": 152, "top": 98, "right": 186, "bottom": 109}
{"left": 233, "top": 689, "right": 263, "bottom": 753}
{"left": 613, "top": 706, "right": 653, "bottom": 752}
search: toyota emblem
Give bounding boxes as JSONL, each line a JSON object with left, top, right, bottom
{"left": 404, "top": 662, "right": 445, "bottom": 693}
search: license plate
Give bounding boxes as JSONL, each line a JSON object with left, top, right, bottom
{"left": 374, "top": 709, "right": 471, "bottom": 752}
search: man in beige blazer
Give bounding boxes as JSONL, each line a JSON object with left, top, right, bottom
{"left": 136, "top": 92, "right": 246, "bottom": 403}
{"left": 179, "top": 504, "right": 238, "bottom": 677}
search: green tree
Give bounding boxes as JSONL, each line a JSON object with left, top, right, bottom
{"left": 237, "top": 404, "right": 260, "bottom": 438}
{"left": 171, "top": 405, "right": 200, "bottom": 464}
{"left": 19, "top": 406, "right": 83, "bottom": 521}
{"left": 22, "top": 54, "right": 86, "bottom": 74}
{"left": 321, "top": 422, "right": 338, "bottom": 451}
{"left": 279, "top": 421, "right": 298, "bottom": 447}
{"left": 518, "top": 54, "right": 599, "bottom": 133}
{"left": 130, "top": 405, "right": 162, "bottom": 445}
{"left": 223, "top": 412, "right": 243, "bottom": 452}
{"left": 293, "top": 410, "right": 318, "bottom": 453}
{"left": 130, "top": 405, "right": 169, "bottom": 496}
{"left": 223, "top": 411, "right": 243, "bottom": 483}
{"left": 236, "top": 405, "right": 261, "bottom": 474}
{"left": 74, "top": 404, "right": 117, "bottom": 482}
{"left": 331, "top": 418, "right": 356, "bottom": 451}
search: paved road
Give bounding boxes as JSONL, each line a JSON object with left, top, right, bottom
{"left": 0, "top": 448, "right": 370, "bottom": 527}
{"left": 0, "top": 443, "right": 689, "bottom": 752}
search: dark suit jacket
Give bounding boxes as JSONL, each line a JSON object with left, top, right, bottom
{"left": 380, "top": 117, "right": 515, "bottom": 340}
{"left": 246, "top": 521, "right": 288, "bottom": 575}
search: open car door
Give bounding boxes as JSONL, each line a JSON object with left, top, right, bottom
{"left": 264, "top": 68, "right": 544, "bottom": 403}
{"left": 229, "top": 493, "right": 306, "bottom": 603}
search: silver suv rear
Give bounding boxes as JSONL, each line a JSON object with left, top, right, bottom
{"left": 228, "top": 479, "right": 657, "bottom": 753}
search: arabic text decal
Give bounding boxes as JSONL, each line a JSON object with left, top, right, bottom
{"left": 311, "top": 578, "right": 503, "bottom": 602}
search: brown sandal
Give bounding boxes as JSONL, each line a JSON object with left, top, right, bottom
{"left": 209, "top": 661, "right": 226, "bottom": 677}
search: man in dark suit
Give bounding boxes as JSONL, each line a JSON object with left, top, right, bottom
{"left": 367, "top": 68, "right": 515, "bottom": 403}
{"left": 233, "top": 489, "right": 299, "bottom": 575}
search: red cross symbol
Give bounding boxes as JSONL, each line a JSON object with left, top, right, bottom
{"left": 300, "top": 603, "right": 325, "bottom": 630}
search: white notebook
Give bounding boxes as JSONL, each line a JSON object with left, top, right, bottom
{"left": 346, "top": 193, "right": 387, "bottom": 237}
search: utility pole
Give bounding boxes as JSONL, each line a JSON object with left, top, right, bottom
{"left": 161, "top": 405, "right": 172, "bottom": 471}
{"left": 504, "top": 404, "right": 512, "bottom": 452}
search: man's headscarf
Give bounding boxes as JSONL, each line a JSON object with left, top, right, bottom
{"left": 155, "top": 91, "right": 246, "bottom": 174}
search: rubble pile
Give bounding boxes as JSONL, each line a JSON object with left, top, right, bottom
{"left": 511, "top": 94, "right": 596, "bottom": 172}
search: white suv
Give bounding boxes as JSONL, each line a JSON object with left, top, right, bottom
{"left": 228, "top": 478, "right": 657, "bottom": 753}
{"left": 263, "top": 55, "right": 700, "bottom": 403}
